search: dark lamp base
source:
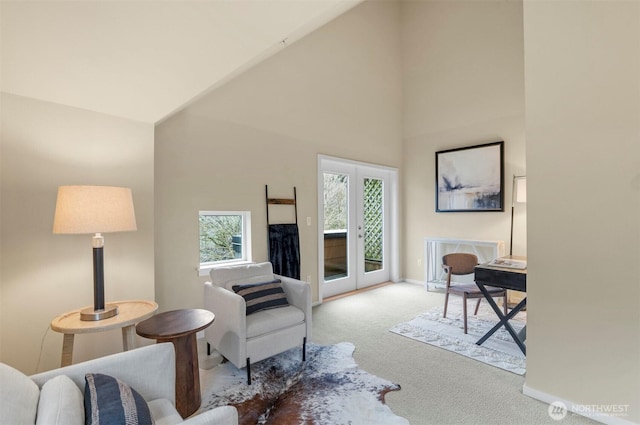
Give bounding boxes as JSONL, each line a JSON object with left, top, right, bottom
{"left": 80, "top": 303, "right": 119, "bottom": 321}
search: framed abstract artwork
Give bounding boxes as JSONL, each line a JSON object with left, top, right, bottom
{"left": 435, "top": 141, "right": 504, "bottom": 212}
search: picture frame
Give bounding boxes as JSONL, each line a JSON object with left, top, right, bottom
{"left": 435, "top": 141, "right": 504, "bottom": 212}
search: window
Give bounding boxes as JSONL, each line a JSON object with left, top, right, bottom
{"left": 199, "top": 211, "right": 251, "bottom": 274}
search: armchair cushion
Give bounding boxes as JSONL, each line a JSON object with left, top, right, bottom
{"left": 210, "top": 262, "right": 275, "bottom": 291}
{"left": 84, "top": 373, "right": 153, "bottom": 425}
{"left": 246, "top": 305, "right": 305, "bottom": 338}
{"left": 232, "top": 279, "right": 289, "bottom": 315}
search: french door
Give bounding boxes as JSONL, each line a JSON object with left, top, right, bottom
{"left": 318, "top": 156, "right": 396, "bottom": 299}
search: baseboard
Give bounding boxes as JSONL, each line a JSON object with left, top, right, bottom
{"left": 401, "top": 278, "right": 423, "bottom": 285}
{"left": 522, "top": 384, "right": 637, "bottom": 425}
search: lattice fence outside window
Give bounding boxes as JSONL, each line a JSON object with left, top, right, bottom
{"left": 364, "top": 178, "right": 383, "bottom": 266}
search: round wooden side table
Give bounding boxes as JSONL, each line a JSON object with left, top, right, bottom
{"left": 51, "top": 300, "right": 158, "bottom": 367}
{"left": 136, "top": 308, "right": 214, "bottom": 418}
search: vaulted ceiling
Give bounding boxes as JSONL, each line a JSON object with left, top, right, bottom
{"left": 0, "top": 0, "right": 361, "bottom": 123}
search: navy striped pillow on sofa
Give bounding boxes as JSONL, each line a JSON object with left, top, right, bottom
{"left": 232, "top": 279, "right": 289, "bottom": 315}
{"left": 84, "top": 373, "right": 152, "bottom": 425}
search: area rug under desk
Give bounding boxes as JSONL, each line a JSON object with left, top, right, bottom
{"left": 390, "top": 304, "right": 526, "bottom": 375}
{"left": 198, "top": 342, "right": 409, "bottom": 425}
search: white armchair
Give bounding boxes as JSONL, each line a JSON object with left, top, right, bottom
{"left": 204, "top": 262, "right": 312, "bottom": 385}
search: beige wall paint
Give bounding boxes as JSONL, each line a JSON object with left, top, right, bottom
{"left": 0, "top": 93, "right": 155, "bottom": 374}
{"left": 523, "top": 1, "right": 640, "bottom": 421}
{"left": 154, "top": 0, "right": 403, "bottom": 310}
{"left": 1, "top": 1, "right": 635, "bottom": 421}
{"left": 401, "top": 0, "right": 526, "bottom": 283}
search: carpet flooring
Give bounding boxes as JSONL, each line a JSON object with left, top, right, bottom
{"left": 198, "top": 342, "right": 409, "bottom": 425}
{"left": 390, "top": 304, "right": 526, "bottom": 375}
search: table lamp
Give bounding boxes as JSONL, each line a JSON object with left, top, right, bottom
{"left": 53, "top": 185, "right": 137, "bottom": 321}
{"left": 509, "top": 175, "right": 527, "bottom": 256}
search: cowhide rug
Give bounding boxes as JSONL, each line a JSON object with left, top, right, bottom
{"left": 198, "top": 342, "right": 409, "bottom": 425}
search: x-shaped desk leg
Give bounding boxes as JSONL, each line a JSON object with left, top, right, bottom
{"left": 475, "top": 281, "right": 527, "bottom": 355}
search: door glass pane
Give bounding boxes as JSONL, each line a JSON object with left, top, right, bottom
{"left": 363, "top": 177, "right": 383, "bottom": 273}
{"left": 323, "top": 173, "right": 348, "bottom": 281}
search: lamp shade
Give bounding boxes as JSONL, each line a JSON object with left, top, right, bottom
{"left": 515, "top": 177, "right": 527, "bottom": 203}
{"left": 53, "top": 186, "right": 137, "bottom": 234}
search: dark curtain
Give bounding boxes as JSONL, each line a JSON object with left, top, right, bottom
{"left": 268, "top": 224, "right": 300, "bottom": 280}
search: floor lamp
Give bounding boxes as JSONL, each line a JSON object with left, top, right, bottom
{"left": 53, "top": 186, "right": 137, "bottom": 321}
{"left": 509, "top": 176, "right": 527, "bottom": 256}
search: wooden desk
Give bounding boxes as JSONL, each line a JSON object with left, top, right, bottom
{"left": 474, "top": 257, "right": 527, "bottom": 355}
{"left": 136, "top": 309, "right": 214, "bottom": 418}
{"left": 51, "top": 300, "right": 158, "bottom": 367}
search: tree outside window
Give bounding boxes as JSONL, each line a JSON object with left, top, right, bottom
{"left": 199, "top": 211, "right": 250, "bottom": 264}
{"left": 323, "top": 173, "right": 348, "bottom": 231}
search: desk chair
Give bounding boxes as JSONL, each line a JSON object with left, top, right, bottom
{"left": 442, "top": 253, "right": 507, "bottom": 334}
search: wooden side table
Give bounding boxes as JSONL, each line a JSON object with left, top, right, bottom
{"left": 51, "top": 300, "right": 158, "bottom": 367}
{"left": 136, "top": 309, "right": 214, "bottom": 418}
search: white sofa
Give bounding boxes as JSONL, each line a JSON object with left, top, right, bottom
{"left": 204, "top": 262, "right": 311, "bottom": 384}
{"left": 0, "top": 343, "right": 238, "bottom": 425}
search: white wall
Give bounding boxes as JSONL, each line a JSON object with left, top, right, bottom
{"left": 154, "top": 0, "right": 403, "bottom": 310}
{"left": 401, "top": 0, "right": 526, "bottom": 282}
{"left": 0, "top": 93, "right": 155, "bottom": 374}
{"left": 523, "top": 1, "right": 640, "bottom": 422}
